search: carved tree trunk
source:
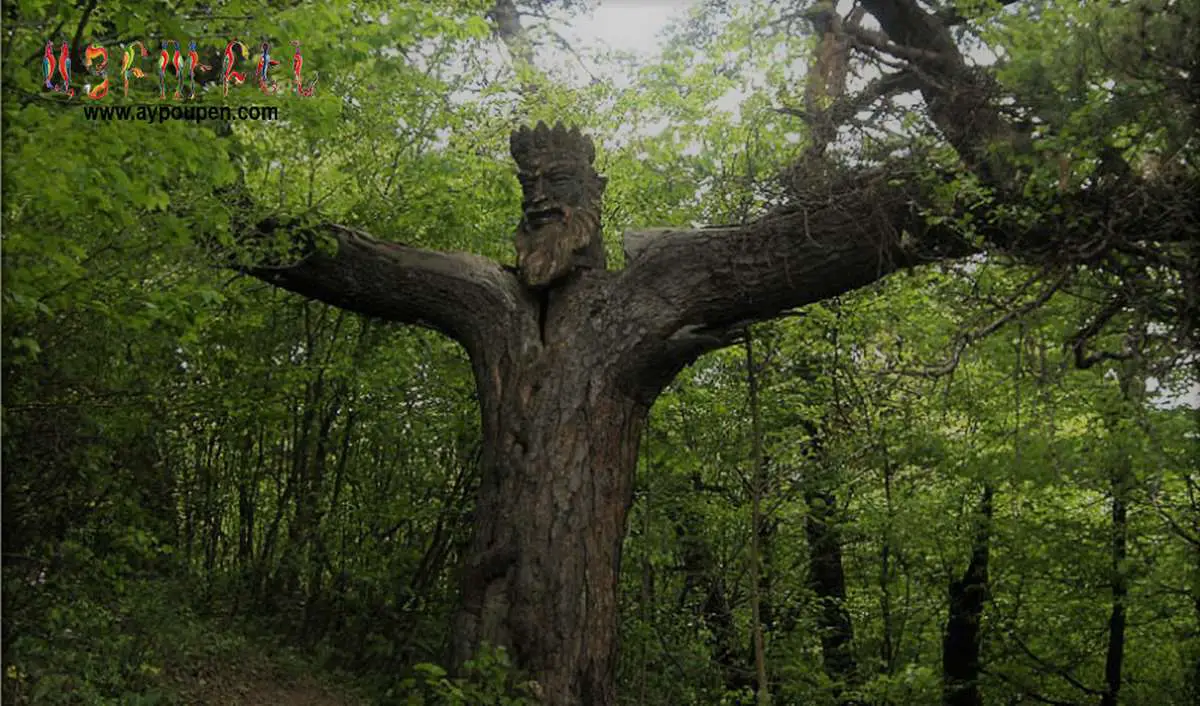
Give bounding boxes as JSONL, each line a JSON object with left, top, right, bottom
{"left": 450, "top": 275, "right": 647, "bottom": 704}
{"left": 241, "top": 182, "right": 928, "bottom": 703}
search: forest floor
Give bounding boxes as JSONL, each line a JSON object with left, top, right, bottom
{"left": 168, "top": 646, "right": 368, "bottom": 706}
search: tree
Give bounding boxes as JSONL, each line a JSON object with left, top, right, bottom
{"left": 220, "top": 0, "right": 1198, "bottom": 702}
{"left": 5, "top": 0, "right": 1194, "bottom": 702}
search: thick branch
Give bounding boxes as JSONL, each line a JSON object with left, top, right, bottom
{"left": 613, "top": 158, "right": 1194, "bottom": 395}
{"left": 612, "top": 175, "right": 972, "bottom": 392}
{"left": 489, "top": 0, "right": 535, "bottom": 75}
{"left": 243, "top": 221, "right": 531, "bottom": 355}
{"left": 859, "top": 0, "right": 1026, "bottom": 185}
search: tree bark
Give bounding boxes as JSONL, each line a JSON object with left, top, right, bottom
{"left": 1101, "top": 365, "right": 1139, "bottom": 706}
{"left": 795, "top": 412, "right": 858, "bottom": 702}
{"left": 942, "top": 485, "right": 993, "bottom": 706}
{"left": 745, "top": 331, "right": 771, "bottom": 705}
{"left": 448, "top": 273, "right": 647, "bottom": 703}
{"left": 1100, "top": 477, "right": 1127, "bottom": 706}
{"left": 806, "top": 487, "right": 858, "bottom": 696}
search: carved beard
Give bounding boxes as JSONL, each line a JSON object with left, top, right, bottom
{"left": 516, "top": 218, "right": 575, "bottom": 288}
{"left": 514, "top": 196, "right": 602, "bottom": 289}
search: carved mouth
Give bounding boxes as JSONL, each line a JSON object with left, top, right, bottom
{"left": 526, "top": 207, "right": 565, "bottom": 227}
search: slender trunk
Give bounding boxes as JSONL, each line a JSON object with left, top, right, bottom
{"left": 279, "top": 373, "right": 328, "bottom": 599}
{"left": 1099, "top": 477, "right": 1127, "bottom": 706}
{"left": 1190, "top": 545, "right": 1200, "bottom": 703}
{"left": 203, "top": 448, "right": 222, "bottom": 594}
{"left": 744, "top": 331, "right": 771, "bottom": 705}
{"left": 806, "top": 321, "right": 860, "bottom": 703}
{"left": 806, "top": 486, "right": 858, "bottom": 696}
{"left": 942, "top": 485, "right": 993, "bottom": 706}
{"left": 638, "top": 423, "right": 653, "bottom": 706}
{"left": 307, "top": 408, "right": 357, "bottom": 636}
{"left": 676, "top": 506, "right": 746, "bottom": 693}
{"left": 236, "top": 428, "right": 264, "bottom": 605}
{"left": 880, "top": 452, "right": 895, "bottom": 676}
{"left": 256, "top": 437, "right": 295, "bottom": 604}
{"left": 1101, "top": 367, "right": 1136, "bottom": 706}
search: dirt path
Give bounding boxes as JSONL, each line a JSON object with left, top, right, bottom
{"left": 172, "top": 654, "right": 367, "bottom": 706}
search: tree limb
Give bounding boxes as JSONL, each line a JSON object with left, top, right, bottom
{"left": 859, "top": 0, "right": 1027, "bottom": 185}
{"left": 897, "top": 267, "right": 1069, "bottom": 377}
{"left": 1070, "top": 295, "right": 1134, "bottom": 369}
{"left": 241, "top": 220, "right": 533, "bottom": 357}
{"left": 612, "top": 173, "right": 975, "bottom": 391}
{"left": 777, "top": 70, "right": 922, "bottom": 133}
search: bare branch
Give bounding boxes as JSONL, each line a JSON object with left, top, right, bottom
{"left": 1070, "top": 295, "right": 1134, "bottom": 369}
{"left": 842, "top": 23, "right": 945, "bottom": 64}
{"left": 1010, "top": 634, "right": 1104, "bottom": 697}
{"left": 777, "top": 70, "right": 922, "bottom": 129}
{"left": 980, "top": 667, "right": 1085, "bottom": 706}
{"left": 896, "top": 268, "right": 1070, "bottom": 377}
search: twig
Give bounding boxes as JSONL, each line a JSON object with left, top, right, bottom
{"left": 897, "top": 268, "right": 1068, "bottom": 377}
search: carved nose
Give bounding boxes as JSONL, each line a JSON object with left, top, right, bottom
{"left": 525, "top": 192, "right": 548, "bottom": 209}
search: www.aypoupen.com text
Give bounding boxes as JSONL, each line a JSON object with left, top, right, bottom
{"left": 84, "top": 103, "right": 279, "bottom": 124}
{"left": 42, "top": 38, "right": 317, "bottom": 101}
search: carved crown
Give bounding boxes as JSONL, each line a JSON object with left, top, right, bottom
{"left": 509, "top": 121, "right": 596, "bottom": 168}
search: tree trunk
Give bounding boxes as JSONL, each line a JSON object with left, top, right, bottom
{"left": 806, "top": 487, "right": 858, "bottom": 695}
{"left": 1100, "top": 478, "right": 1127, "bottom": 706}
{"left": 1101, "top": 364, "right": 1137, "bottom": 706}
{"left": 676, "top": 504, "right": 748, "bottom": 694}
{"left": 745, "top": 330, "right": 772, "bottom": 705}
{"left": 942, "top": 485, "right": 993, "bottom": 706}
{"left": 451, "top": 279, "right": 648, "bottom": 705}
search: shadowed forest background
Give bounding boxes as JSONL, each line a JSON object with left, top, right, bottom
{"left": 2, "top": 0, "right": 1198, "bottom": 704}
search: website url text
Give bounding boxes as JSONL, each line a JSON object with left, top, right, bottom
{"left": 83, "top": 104, "right": 278, "bottom": 124}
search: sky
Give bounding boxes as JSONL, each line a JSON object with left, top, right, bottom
{"left": 572, "top": 0, "right": 697, "bottom": 55}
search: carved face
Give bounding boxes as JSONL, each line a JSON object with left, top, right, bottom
{"left": 510, "top": 122, "right": 606, "bottom": 288}
{"left": 517, "top": 163, "right": 585, "bottom": 230}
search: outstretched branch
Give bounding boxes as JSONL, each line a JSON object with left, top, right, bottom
{"left": 613, "top": 159, "right": 1192, "bottom": 394}
{"left": 242, "top": 220, "right": 532, "bottom": 356}
{"left": 613, "top": 172, "right": 974, "bottom": 392}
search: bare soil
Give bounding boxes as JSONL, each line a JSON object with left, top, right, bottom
{"left": 172, "top": 653, "right": 367, "bottom": 705}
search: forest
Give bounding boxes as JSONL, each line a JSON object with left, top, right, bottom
{"left": 2, "top": 0, "right": 1198, "bottom": 704}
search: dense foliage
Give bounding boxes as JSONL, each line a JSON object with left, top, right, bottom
{"left": 3, "top": 0, "right": 1196, "bottom": 704}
